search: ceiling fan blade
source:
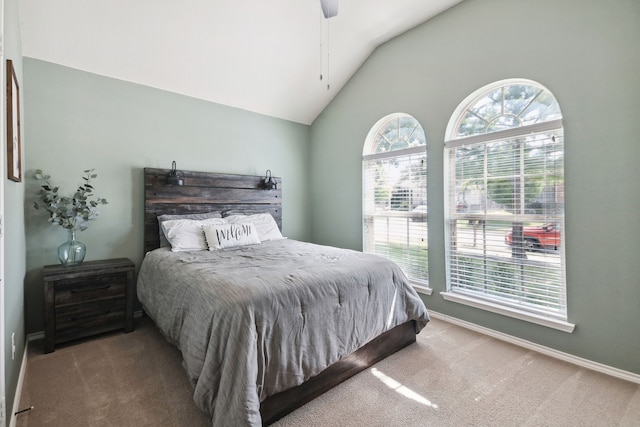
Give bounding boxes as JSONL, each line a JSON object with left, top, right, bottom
{"left": 320, "top": 0, "right": 338, "bottom": 18}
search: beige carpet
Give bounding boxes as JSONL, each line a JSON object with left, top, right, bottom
{"left": 16, "top": 316, "right": 640, "bottom": 426}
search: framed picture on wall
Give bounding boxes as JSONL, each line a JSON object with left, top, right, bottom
{"left": 7, "top": 59, "right": 21, "bottom": 182}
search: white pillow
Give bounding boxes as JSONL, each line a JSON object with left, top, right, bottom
{"left": 224, "top": 213, "right": 284, "bottom": 241}
{"left": 203, "top": 222, "right": 261, "bottom": 250}
{"left": 161, "top": 218, "right": 227, "bottom": 252}
{"left": 157, "top": 211, "right": 222, "bottom": 247}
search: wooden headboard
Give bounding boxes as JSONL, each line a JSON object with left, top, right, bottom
{"left": 143, "top": 168, "right": 282, "bottom": 254}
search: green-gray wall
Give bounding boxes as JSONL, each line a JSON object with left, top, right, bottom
{"left": 4, "top": 0, "right": 25, "bottom": 417}
{"left": 309, "top": 0, "right": 640, "bottom": 374}
{"left": 23, "top": 59, "right": 311, "bottom": 334}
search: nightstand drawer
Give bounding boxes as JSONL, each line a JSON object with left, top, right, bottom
{"left": 55, "top": 297, "right": 126, "bottom": 326}
{"left": 55, "top": 298, "right": 126, "bottom": 343}
{"left": 54, "top": 273, "right": 127, "bottom": 306}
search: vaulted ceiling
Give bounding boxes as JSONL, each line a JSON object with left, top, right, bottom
{"left": 20, "top": 0, "right": 463, "bottom": 125}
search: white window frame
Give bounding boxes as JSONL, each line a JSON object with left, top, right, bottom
{"left": 363, "top": 113, "right": 430, "bottom": 295}
{"left": 442, "top": 79, "right": 574, "bottom": 332}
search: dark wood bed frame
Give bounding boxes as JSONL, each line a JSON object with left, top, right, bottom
{"left": 143, "top": 167, "right": 417, "bottom": 425}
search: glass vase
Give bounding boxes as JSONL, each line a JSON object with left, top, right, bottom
{"left": 58, "top": 230, "right": 86, "bottom": 266}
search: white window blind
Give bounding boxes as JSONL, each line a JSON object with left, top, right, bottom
{"left": 363, "top": 115, "right": 428, "bottom": 285}
{"left": 444, "top": 80, "right": 567, "bottom": 321}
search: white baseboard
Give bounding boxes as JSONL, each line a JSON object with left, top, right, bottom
{"left": 428, "top": 310, "right": 640, "bottom": 385}
{"left": 9, "top": 338, "right": 31, "bottom": 427}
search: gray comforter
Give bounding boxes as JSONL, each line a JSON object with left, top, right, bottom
{"left": 137, "top": 239, "right": 429, "bottom": 426}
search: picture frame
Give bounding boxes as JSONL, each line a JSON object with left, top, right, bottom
{"left": 7, "top": 59, "right": 21, "bottom": 182}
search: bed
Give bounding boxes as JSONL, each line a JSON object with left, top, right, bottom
{"left": 138, "top": 167, "right": 430, "bottom": 426}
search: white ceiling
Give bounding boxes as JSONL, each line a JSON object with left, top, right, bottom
{"left": 20, "top": 0, "right": 463, "bottom": 125}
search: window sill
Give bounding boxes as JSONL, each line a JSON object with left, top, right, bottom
{"left": 412, "top": 284, "right": 433, "bottom": 296}
{"left": 440, "top": 291, "right": 575, "bottom": 333}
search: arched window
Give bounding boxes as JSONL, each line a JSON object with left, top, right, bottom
{"left": 443, "top": 79, "right": 571, "bottom": 330}
{"left": 363, "top": 113, "right": 428, "bottom": 290}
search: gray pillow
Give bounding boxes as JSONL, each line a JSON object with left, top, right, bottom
{"left": 157, "top": 212, "right": 223, "bottom": 247}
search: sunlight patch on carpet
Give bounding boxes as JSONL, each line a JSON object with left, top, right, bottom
{"left": 371, "top": 368, "right": 438, "bottom": 409}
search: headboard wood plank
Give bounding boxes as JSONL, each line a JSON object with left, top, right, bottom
{"left": 144, "top": 168, "right": 282, "bottom": 254}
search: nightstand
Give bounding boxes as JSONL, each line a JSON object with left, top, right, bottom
{"left": 43, "top": 258, "right": 135, "bottom": 353}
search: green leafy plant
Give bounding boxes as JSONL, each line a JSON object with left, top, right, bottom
{"left": 33, "top": 169, "right": 108, "bottom": 231}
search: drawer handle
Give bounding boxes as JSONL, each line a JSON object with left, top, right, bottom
{"left": 70, "top": 310, "right": 111, "bottom": 322}
{"left": 70, "top": 284, "right": 111, "bottom": 293}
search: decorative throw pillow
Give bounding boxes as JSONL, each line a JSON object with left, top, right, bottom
{"left": 203, "top": 222, "right": 261, "bottom": 250}
{"left": 224, "top": 213, "right": 284, "bottom": 241}
{"left": 161, "top": 217, "right": 227, "bottom": 252}
{"left": 157, "top": 211, "right": 223, "bottom": 247}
